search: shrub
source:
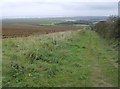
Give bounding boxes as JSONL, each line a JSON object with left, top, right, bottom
{"left": 93, "top": 16, "right": 119, "bottom": 39}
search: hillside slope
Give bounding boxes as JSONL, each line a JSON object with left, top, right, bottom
{"left": 2, "top": 29, "right": 118, "bottom": 87}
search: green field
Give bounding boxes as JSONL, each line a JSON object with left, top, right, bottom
{"left": 2, "top": 18, "right": 64, "bottom": 26}
{"left": 2, "top": 29, "right": 118, "bottom": 87}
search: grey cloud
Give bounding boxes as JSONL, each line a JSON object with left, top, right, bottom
{"left": 1, "top": 1, "right": 117, "bottom": 10}
{"left": 86, "top": 2, "right": 118, "bottom": 10}
{"left": 60, "top": 2, "right": 118, "bottom": 11}
{"left": 1, "top": 2, "right": 44, "bottom": 9}
{"left": 1, "top": 1, "right": 118, "bottom": 18}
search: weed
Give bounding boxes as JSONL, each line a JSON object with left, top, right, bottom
{"left": 47, "top": 65, "right": 59, "bottom": 77}
{"left": 11, "top": 62, "right": 25, "bottom": 73}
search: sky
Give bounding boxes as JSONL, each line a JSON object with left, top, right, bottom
{"left": 0, "top": 0, "right": 119, "bottom": 18}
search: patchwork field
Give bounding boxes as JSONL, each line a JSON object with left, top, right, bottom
{"left": 2, "top": 24, "right": 81, "bottom": 38}
{"left": 2, "top": 19, "right": 83, "bottom": 38}
{"left": 2, "top": 29, "right": 118, "bottom": 87}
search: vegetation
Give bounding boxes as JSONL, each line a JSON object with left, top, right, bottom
{"left": 93, "top": 16, "right": 119, "bottom": 39}
{"left": 2, "top": 29, "right": 118, "bottom": 87}
{"left": 55, "top": 20, "right": 92, "bottom": 26}
{"left": 0, "top": 40, "right": 1, "bottom": 88}
{"left": 93, "top": 16, "right": 119, "bottom": 50}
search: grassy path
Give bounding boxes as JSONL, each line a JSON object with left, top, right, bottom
{"left": 2, "top": 29, "right": 118, "bottom": 87}
{"left": 86, "top": 30, "right": 118, "bottom": 87}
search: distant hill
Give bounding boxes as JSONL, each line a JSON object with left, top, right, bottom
{"left": 51, "top": 16, "right": 108, "bottom": 21}
{"left": 2, "top": 16, "right": 108, "bottom": 21}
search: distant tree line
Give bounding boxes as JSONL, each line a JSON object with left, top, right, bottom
{"left": 93, "top": 16, "right": 119, "bottom": 39}
{"left": 55, "top": 20, "right": 93, "bottom": 26}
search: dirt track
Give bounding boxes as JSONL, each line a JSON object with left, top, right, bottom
{"left": 2, "top": 24, "right": 81, "bottom": 38}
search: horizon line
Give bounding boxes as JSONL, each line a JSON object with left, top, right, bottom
{"left": 1, "top": 15, "right": 112, "bottom": 19}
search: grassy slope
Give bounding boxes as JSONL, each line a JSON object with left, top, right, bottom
{"left": 2, "top": 29, "right": 118, "bottom": 87}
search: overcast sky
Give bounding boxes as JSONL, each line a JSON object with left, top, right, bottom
{"left": 0, "top": 0, "right": 119, "bottom": 18}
